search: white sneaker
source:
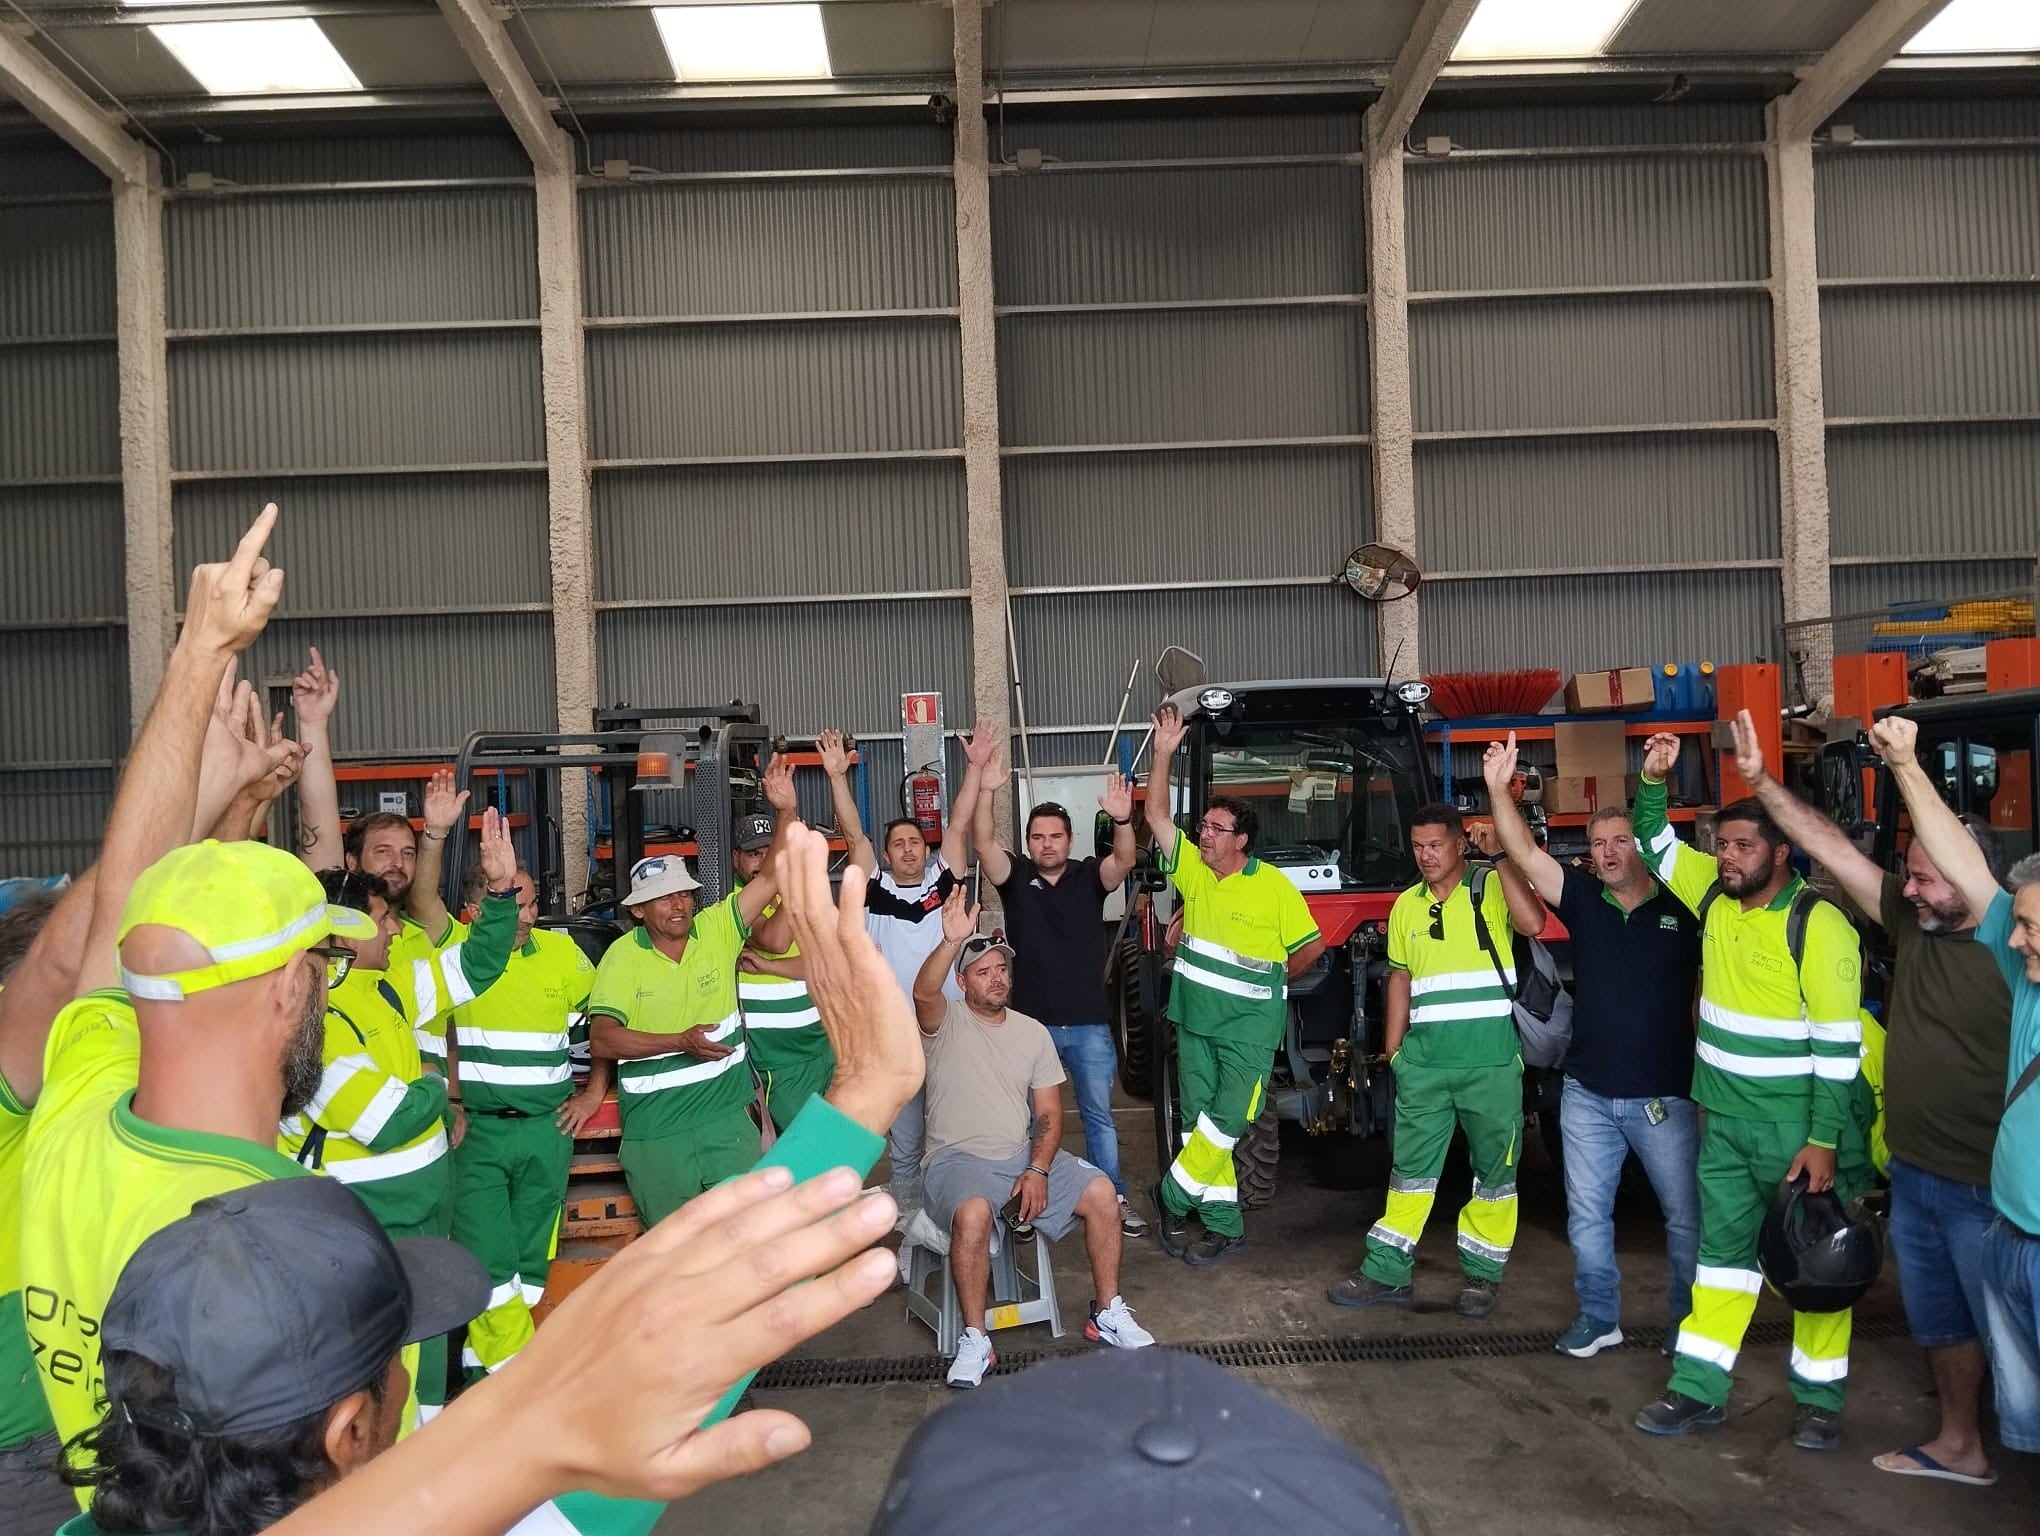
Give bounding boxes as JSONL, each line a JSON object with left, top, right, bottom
{"left": 1086, "top": 1294, "right": 1155, "bottom": 1350}
{"left": 947, "top": 1327, "right": 996, "bottom": 1388}
{"left": 1118, "top": 1195, "right": 1149, "bottom": 1237}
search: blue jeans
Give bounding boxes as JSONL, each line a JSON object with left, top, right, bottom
{"left": 1560, "top": 1076, "right": 1700, "bottom": 1326}
{"left": 1046, "top": 1024, "right": 1123, "bottom": 1196}
{"left": 1887, "top": 1155, "right": 1997, "bottom": 1348}
{"left": 1981, "top": 1217, "right": 2040, "bottom": 1453}
{"left": 886, "top": 1089, "right": 924, "bottom": 1201}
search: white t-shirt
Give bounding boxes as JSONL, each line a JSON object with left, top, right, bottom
{"left": 866, "top": 855, "right": 964, "bottom": 1004}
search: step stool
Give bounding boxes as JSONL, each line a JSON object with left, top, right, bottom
{"left": 903, "top": 1214, "right": 1064, "bottom": 1358}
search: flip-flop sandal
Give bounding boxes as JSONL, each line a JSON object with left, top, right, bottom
{"left": 1873, "top": 1446, "right": 1999, "bottom": 1487}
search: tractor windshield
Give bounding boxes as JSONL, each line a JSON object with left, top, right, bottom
{"left": 1200, "top": 719, "right": 1423, "bottom": 890}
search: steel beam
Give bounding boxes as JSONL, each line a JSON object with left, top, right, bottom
{"left": 0, "top": 23, "right": 148, "bottom": 184}
{"left": 1777, "top": 0, "right": 1952, "bottom": 138}
{"left": 1372, "top": 0, "right": 1482, "bottom": 153}
{"left": 432, "top": 0, "right": 572, "bottom": 176}
{"left": 952, "top": 0, "right": 1011, "bottom": 804}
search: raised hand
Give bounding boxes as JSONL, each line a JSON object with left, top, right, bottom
{"left": 962, "top": 719, "right": 1002, "bottom": 770}
{"left": 816, "top": 729, "right": 852, "bottom": 779}
{"left": 477, "top": 805, "right": 516, "bottom": 889}
{"left": 775, "top": 822, "right": 922, "bottom": 1134}
{"left": 1481, "top": 731, "right": 1519, "bottom": 794}
{"left": 290, "top": 645, "right": 339, "bottom": 728}
{"left": 938, "top": 884, "right": 980, "bottom": 945}
{"left": 1467, "top": 821, "right": 1501, "bottom": 857}
{"left": 1641, "top": 731, "right": 1682, "bottom": 784}
{"left": 1869, "top": 713, "right": 1918, "bottom": 769}
{"left": 762, "top": 753, "right": 798, "bottom": 814}
{"left": 1099, "top": 769, "right": 1133, "bottom": 823}
{"left": 424, "top": 767, "right": 470, "bottom": 837}
{"left": 185, "top": 504, "right": 285, "bottom": 658}
{"left": 1729, "top": 708, "right": 1769, "bottom": 788}
{"left": 1151, "top": 703, "right": 1188, "bottom": 760}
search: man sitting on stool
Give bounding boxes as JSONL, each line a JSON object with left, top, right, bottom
{"left": 912, "top": 887, "right": 1155, "bottom": 1389}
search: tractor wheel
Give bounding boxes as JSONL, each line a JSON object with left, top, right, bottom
{"left": 1111, "top": 938, "right": 1154, "bottom": 1100}
{"left": 1235, "top": 1092, "right": 1280, "bottom": 1210}
{"left": 1152, "top": 1017, "right": 1179, "bottom": 1186}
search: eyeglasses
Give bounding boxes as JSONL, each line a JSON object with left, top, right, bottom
{"left": 1427, "top": 901, "right": 1445, "bottom": 942}
{"left": 1197, "top": 819, "right": 1241, "bottom": 837}
{"left": 309, "top": 944, "right": 354, "bottom": 984}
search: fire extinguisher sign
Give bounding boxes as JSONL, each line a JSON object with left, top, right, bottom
{"left": 902, "top": 692, "right": 939, "bottom": 727}
{"left": 900, "top": 692, "right": 947, "bottom": 841}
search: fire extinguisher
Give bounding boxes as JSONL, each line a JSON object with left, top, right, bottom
{"left": 904, "top": 767, "right": 944, "bottom": 843}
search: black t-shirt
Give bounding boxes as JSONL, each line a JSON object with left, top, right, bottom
{"left": 994, "top": 853, "right": 1111, "bottom": 1027}
{"left": 1555, "top": 866, "right": 1701, "bottom": 1100}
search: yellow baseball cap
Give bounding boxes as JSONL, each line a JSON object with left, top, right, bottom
{"left": 117, "top": 840, "right": 377, "bottom": 1002}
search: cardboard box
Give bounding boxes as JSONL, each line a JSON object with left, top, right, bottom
{"left": 1565, "top": 667, "right": 1656, "bottom": 713}
{"left": 1553, "top": 720, "right": 1627, "bottom": 781}
{"left": 1544, "top": 775, "right": 1623, "bottom": 816}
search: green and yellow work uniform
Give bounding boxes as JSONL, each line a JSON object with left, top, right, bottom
{"left": 0, "top": 1006, "right": 63, "bottom": 1517}
{"left": 390, "top": 911, "right": 455, "bottom": 1071}
{"left": 1635, "top": 776, "right": 1866, "bottom": 1413}
{"left": 1362, "top": 870, "right": 1525, "bottom": 1288}
{"left": 278, "top": 891, "right": 516, "bottom": 1415}
{"left": 588, "top": 896, "right": 761, "bottom": 1226}
{"left": 20, "top": 990, "right": 314, "bottom": 1480}
{"left": 443, "top": 924, "right": 595, "bottom": 1376}
{"left": 1156, "top": 830, "right": 1321, "bottom": 1239}
{"left": 736, "top": 898, "right": 835, "bottom": 1133}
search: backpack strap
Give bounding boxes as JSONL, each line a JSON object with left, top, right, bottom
{"left": 1784, "top": 885, "right": 1824, "bottom": 974}
{"left": 1467, "top": 863, "right": 1518, "bottom": 1001}
{"left": 2008, "top": 1051, "right": 2040, "bottom": 1116}
{"left": 1696, "top": 879, "right": 1723, "bottom": 929}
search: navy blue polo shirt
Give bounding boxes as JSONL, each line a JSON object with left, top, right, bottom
{"left": 1555, "top": 866, "right": 1701, "bottom": 1100}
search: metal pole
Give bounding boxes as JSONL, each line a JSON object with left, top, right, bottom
{"left": 1101, "top": 659, "right": 1141, "bottom": 766}
{"left": 1004, "top": 597, "right": 1037, "bottom": 810}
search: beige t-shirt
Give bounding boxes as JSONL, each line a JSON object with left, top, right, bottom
{"left": 922, "top": 999, "right": 1066, "bottom": 1165}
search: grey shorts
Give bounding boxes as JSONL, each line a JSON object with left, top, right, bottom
{"left": 923, "top": 1145, "right": 1106, "bottom": 1245}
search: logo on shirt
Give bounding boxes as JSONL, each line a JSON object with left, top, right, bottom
{"left": 1659, "top": 915, "right": 1680, "bottom": 931}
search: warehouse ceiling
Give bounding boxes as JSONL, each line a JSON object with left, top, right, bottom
{"left": 0, "top": 0, "right": 2036, "bottom": 133}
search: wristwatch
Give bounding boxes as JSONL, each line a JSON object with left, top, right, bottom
{"left": 1489, "top": 850, "right": 1510, "bottom": 864}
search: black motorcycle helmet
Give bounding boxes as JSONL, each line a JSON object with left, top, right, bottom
{"left": 1758, "top": 1174, "right": 1884, "bottom": 1314}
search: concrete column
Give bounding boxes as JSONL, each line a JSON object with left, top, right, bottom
{"left": 114, "top": 164, "right": 174, "bottom": 736}
{"left": 536, "top": 167, "right": 596, "bottom": 902}
{"left": 1363, "top": 107, "right": 1420, "bottom": 682}
{"left": 1764, "top": 100, "right": 1833, "bottom": 693}
{"left": 952, "top": 0, "right": 1013, "bottom": 841}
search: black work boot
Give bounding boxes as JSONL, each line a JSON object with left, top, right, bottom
{"left": 1791, "top": 1404, "right": 1842, "bottom": 1452}
{"left": 1149, "top": 1181, "right": 1190, "bottom": 1260}
{"left": 1634, "top": 1391, "right": 1727, "bottom": 1436}
{"left": 1456, "top": 1277, "right": 1501, "bottom": 1318}
{"left": 1185, "top": 1229, "right": 1245, "bottom": 1268}
{"left": 1328, "top": 1271, "right": 1413, "bottom": 1309}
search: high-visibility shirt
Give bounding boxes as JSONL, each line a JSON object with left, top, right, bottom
{"left": 279, "top": 893, "right": 517, "bottom": 1184}
{"left": 0, "top": 996, "right": 55, "bottom": 1449}
{"left": 390, "top": 913, "right": 456, "bottom": 1068}
{"left": 20, "top": 990, "right": 311, "bottom": 1462}
{"left": 587, "top": 897, "right": 754, "bottom": 1139}
{"left": 1635, "top": 776, "right": 1861, "bottom": 1144}
{"left": 735, "top": 894, "right": 832, "bottom": 1082}
{"left": 1387, "top": 868, "right": 1520, "bottom": 1070}
{"left": 1161, "top": 830, "right": 1321, "bottom": 1048}
{"left": 448, "top": 926, "right": 594, "bottom": 1116}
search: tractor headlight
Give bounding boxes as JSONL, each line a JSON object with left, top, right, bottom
{"left": 1395, "top": 681, "right": 1431, "bottom": 707}
{"left": 1196, "top": 687, "right": 1236, "bottom": 713}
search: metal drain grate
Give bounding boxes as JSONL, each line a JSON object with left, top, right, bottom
{"left": 753, "top": 1314, "right": 1910, "bottom": 1391}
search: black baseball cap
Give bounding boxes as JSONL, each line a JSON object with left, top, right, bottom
{"left": 734, "top": 813, "right": 777, "bottom": 853}
{"left": 870, "top": 1349, "right": 1410, "bottom": 1536}
{"left": 102, "top": 1176, "right": 490, "bottom": 1439}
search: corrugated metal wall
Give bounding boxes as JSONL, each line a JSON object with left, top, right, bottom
{"left": 1818, "top": 100, "right": 2040, "bottom": 609}
{"left": 582, "top": 123, "right": 967, "bottom": 761}
{"left": 162, "top": 130, "right": 554, "bottom": 762}
{"left": 993, "top": 109, "right": 1374, "bottom": 737}
{"left": 0, "top": 144, "right": 124, "bottom": 875}
{"left": 1406, "top": 103, "right": 1781, "bottom": 680}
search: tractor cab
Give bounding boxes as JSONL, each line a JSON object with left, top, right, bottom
{"left": 1116, "top": 676, "right": 1437, "bottom": 1208}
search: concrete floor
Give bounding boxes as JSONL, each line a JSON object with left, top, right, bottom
{"left": 660, "top": 1084, "right": 2040, "bottom": 1535}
